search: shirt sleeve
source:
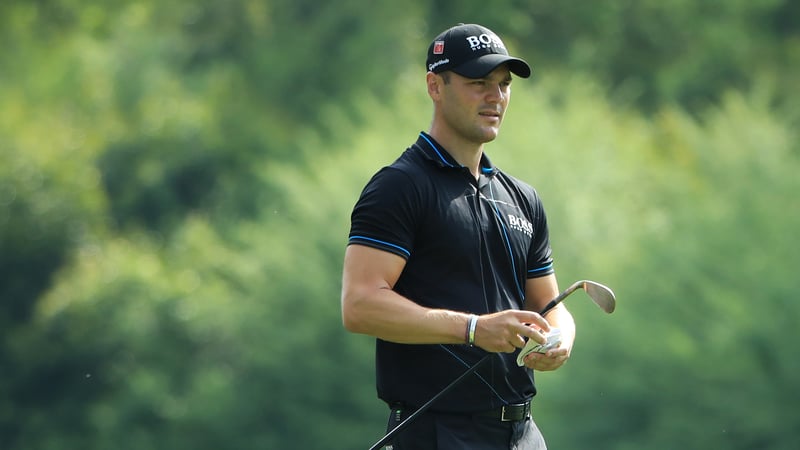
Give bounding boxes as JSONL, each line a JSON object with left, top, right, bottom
{"left": 348, "top": 166, "right": 419, "bottom": 260}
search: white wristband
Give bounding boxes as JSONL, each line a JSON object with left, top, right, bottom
{"left": 467, "top": 315, "right": 478, "bottom": 346}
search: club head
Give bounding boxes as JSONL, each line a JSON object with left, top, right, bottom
{"left": 580, "top": 280, "right": 616, "bottom": 313}
{"left": 540, "top": 279, "right": 617, "bottom": 316}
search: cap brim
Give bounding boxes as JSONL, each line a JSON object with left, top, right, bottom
{"left": 452, "top": 54, "right": 532, "bottom": 79}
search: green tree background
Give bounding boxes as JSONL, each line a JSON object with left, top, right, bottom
{"left": 1, "top": 1, "right": 798, "bottom": 449}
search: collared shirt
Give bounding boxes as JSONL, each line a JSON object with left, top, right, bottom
{"left": 348, "top": 132, "right": 554, "bottom": 413}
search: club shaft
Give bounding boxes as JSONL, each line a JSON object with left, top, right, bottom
{"left": 539, "top": 280, "right": 582, "bottom": 315}
{"left": 367, "top": 354, "right": 491, "bottom": 450}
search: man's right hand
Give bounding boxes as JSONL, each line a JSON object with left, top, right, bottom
{"left": 471, "top": 309, "right": 550, "bottom": 353}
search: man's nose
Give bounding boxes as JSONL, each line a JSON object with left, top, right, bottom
{"left": 486, "top": 84, "right": 505, "bottom": 103}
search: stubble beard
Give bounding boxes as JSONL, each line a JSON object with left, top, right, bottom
{"left": 446, "top": 110, "right": 502, "bottom": 146}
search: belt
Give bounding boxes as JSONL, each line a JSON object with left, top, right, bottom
{"left": 474, "top": 401, "right": 531, "bottom": 422}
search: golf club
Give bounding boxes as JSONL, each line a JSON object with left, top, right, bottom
{"left": 368, "top": 279, "right": 616, "bottom": 450}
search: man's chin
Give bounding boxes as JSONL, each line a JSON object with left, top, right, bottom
{"left": 479, "top": 128, "right": 500, "bottom": 143}
{"left": 462, "top": 125, "right": 500, "bottom": 145}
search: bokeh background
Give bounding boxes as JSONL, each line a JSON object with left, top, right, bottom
{"left": 2, "top": 1, "right": 799, "bottom": 449}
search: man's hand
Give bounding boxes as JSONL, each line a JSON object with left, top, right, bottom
{"left": 472, "top": 309, "right": 550, "bottom": 353}
{"left": 521, "top": 346, "right": 570, "bottom": 371}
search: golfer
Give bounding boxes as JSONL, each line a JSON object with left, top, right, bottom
{"left": 341, "top": 23, "right": 575, "bottom": 449}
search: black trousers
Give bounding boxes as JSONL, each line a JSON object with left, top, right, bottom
{"left": 383, "top": 406, "right": 548, "bottom": 450}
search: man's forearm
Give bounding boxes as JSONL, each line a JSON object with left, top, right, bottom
{"left": 342, "top": 287, "right": 470, "bottom": 344}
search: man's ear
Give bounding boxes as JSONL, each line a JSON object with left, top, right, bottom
{"left": 426, "top": 72, "right": 442, "bottom": 100}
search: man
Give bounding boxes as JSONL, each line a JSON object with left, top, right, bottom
{"left": 341, "top": 23, "right": 575, "bottom": 449}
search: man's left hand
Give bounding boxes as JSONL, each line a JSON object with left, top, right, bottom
{"left": 522, "top": 347, "right": 570, "bottom": 371}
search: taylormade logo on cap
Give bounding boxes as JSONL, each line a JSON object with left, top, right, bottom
{"left": 425, "top": 23, "right": 531, "bottom": 79}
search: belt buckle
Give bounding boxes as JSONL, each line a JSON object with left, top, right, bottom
{"left": 500, "top": 402, "right": 529, "bottom": 422}
{"left": 500, "top": 405, "right": 512, "bottom": 422}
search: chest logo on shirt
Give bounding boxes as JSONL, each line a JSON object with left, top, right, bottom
{"left": 507, "top": 214, "right": 533, "bottom": 237}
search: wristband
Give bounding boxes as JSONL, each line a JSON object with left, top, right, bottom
{"left": 467, "top": 314, "right": 478, "bottom": 346}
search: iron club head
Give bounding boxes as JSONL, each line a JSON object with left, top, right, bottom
{"left": 578, "top": 280, "right": 616, "bottom": 313}
{"left": 540, "top": 279, "right": 617, "bottom": 315}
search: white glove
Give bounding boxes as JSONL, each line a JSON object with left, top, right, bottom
{"left": 516, "top": 327, "right": 562, "bottom": 366}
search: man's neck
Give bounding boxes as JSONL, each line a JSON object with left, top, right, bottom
{"left": 427, "top": 128, "right": 484, "bottom": 179}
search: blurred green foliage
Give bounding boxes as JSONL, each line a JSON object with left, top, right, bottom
{"left": 1, "top": 1, "right": 798, "bottom": 449}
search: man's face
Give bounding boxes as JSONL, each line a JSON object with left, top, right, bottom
{"left": 437, "top": 65, "right": 513, "bottom": 145}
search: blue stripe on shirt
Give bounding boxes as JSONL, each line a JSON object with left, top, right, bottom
{"left": 348, "top": 236, "right": 411, "bottom": 257}
{"left": 528, "top": 262, "right": 554, "bottom": 275}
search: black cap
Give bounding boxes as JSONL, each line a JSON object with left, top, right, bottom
{"left": 426, "top": 23, "right": 531, "bottom": 78}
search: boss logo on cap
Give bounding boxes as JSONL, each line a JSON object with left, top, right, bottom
{"left": 466, "top": 33, "right": 506, "bottom": 51}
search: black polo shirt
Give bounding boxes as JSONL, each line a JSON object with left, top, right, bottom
{"left": 348, "top": 132, "right": 555, "bottom": 413}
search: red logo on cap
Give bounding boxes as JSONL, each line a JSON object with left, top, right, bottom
{"left": 433, "top": 41, "right": 445, "bottom": 55}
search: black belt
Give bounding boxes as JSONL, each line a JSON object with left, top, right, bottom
{"left": 474, "top": 401, "right": 531, "bottom": 422}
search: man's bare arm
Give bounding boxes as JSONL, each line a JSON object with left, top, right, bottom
{"left": 341, "top": 245, "right": 551, "bottom": 351}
